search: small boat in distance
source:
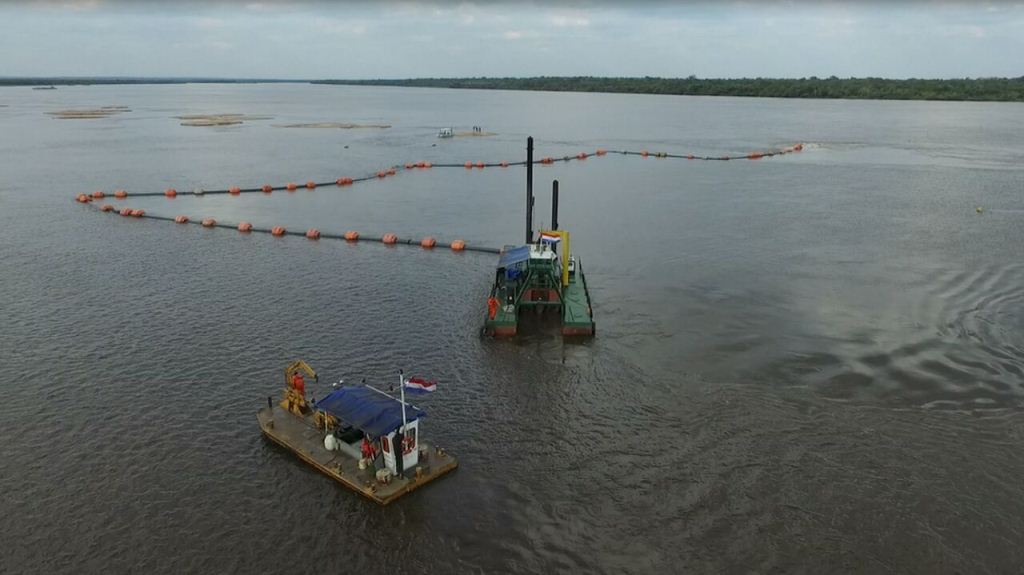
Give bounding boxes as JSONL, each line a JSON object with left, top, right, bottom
{"left": 437, "top": 127, "right": 453, "bottom": 138}
{"left": 257, "top": 360, "right": 457, "bottom": 505}
{"left": 32, "top": 85, "right": 57, "bottom": 90}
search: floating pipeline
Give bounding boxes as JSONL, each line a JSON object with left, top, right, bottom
{"left": 88, "top": 203, "right": 498, "bottom": 254}
{"left": 73, "top": 143, "right": 804, "bottom": 261}
{"left": 76, "top": 144, "right": 804, "bottom": 201}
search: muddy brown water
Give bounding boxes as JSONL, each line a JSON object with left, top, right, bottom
{"left": 1, "top": 84, "right": 1023, "bottom": 573}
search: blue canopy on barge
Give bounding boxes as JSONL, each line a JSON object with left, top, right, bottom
{"left": 497, "top": 245, "right": 531, "bottom": 268}
{"left": 314, "top": 385, "right": 425, "bottom": 437}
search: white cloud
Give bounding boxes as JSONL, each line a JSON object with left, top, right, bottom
{"left": 194, "top": 17, "right": 226, "bottom": 30}
{"left": 312, "top": 17, "right": 368, "bottom": 36}
{"left": 31, "top": 0, "right": 101, "bottom": 11}
{"left": 549, "top": 15, "right": 590, "bottom": 28}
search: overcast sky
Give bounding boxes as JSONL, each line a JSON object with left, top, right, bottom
{"left": 1, "top": 1, "right": 1022, "bottom": 79}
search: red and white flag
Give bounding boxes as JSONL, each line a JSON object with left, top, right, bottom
{"left": 403, "top": 377, "right": 437, "bottom": 393}
{"left": 539, "top": 231, "right": 561, "bottom": 244}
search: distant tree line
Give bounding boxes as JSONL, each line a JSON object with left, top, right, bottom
{"left": 5, "top": 76, "right": 1023, "bottom": 102}
{"left": 314, "top": 76, "right": 1024, "bottom": 102}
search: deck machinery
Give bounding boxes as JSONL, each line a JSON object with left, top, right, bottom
{"left": 483, "top": 137, "right": 596, "bottom": 337}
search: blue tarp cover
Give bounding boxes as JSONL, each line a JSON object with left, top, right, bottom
{"left": 314, "top": 386, "right": 425, "bottom": 437}
{"left": 498, "top": 245, "right": 531, "bottom": 269}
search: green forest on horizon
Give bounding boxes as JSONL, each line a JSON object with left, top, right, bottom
{"left": 3, "top": 76, "right": 1023, "bottom": 102}
{"left": 314, "top": 76, "right": 1024, "bottom": 102}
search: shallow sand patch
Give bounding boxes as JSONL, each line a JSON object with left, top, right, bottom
{"left": 47, "top": 106, "right": 130, "bottom": 119}
{"left": 176, "top": 113, "right": 273, "bottom": 126}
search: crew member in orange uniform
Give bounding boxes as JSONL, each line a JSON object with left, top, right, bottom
{"left": 291, "top": 372, "right": 306, "bottom": 396}
{"left": 487, "top": 296, "right": 499, "bottom": 320}
{"left": 361, "top": 435, "right": 376, "bottom": 460}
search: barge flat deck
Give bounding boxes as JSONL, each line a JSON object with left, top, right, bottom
{"left": 257, "top": 405, "right": 458, "bottom": 505}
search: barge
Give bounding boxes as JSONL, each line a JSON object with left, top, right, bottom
{"left": 257, "top": 361, "right": 457, "bottom": 505}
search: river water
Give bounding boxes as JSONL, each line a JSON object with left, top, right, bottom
{"left": 1, "top": 84, "right": 1023, "bottom": 573}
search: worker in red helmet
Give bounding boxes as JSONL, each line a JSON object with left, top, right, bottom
{"left": 291, "top": 372, "right": 306, "bottom": 396}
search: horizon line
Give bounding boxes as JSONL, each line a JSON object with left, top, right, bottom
{"left": 3, "top": 75, "right": 1024, "bottom": 82}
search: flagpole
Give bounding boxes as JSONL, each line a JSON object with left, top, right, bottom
{"left": 365, "top": 384, "right": 421, "bottom": 410}
{"left": 399, "top": 369, "right": 407, "bottom": 432}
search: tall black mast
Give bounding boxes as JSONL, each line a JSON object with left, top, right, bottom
{"left": 526, "top": 136, "right": 534, "bottom": 244}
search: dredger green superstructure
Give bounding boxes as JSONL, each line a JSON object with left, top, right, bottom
{"left": 483, "top": 137, "right": 596, "bottom": 337}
